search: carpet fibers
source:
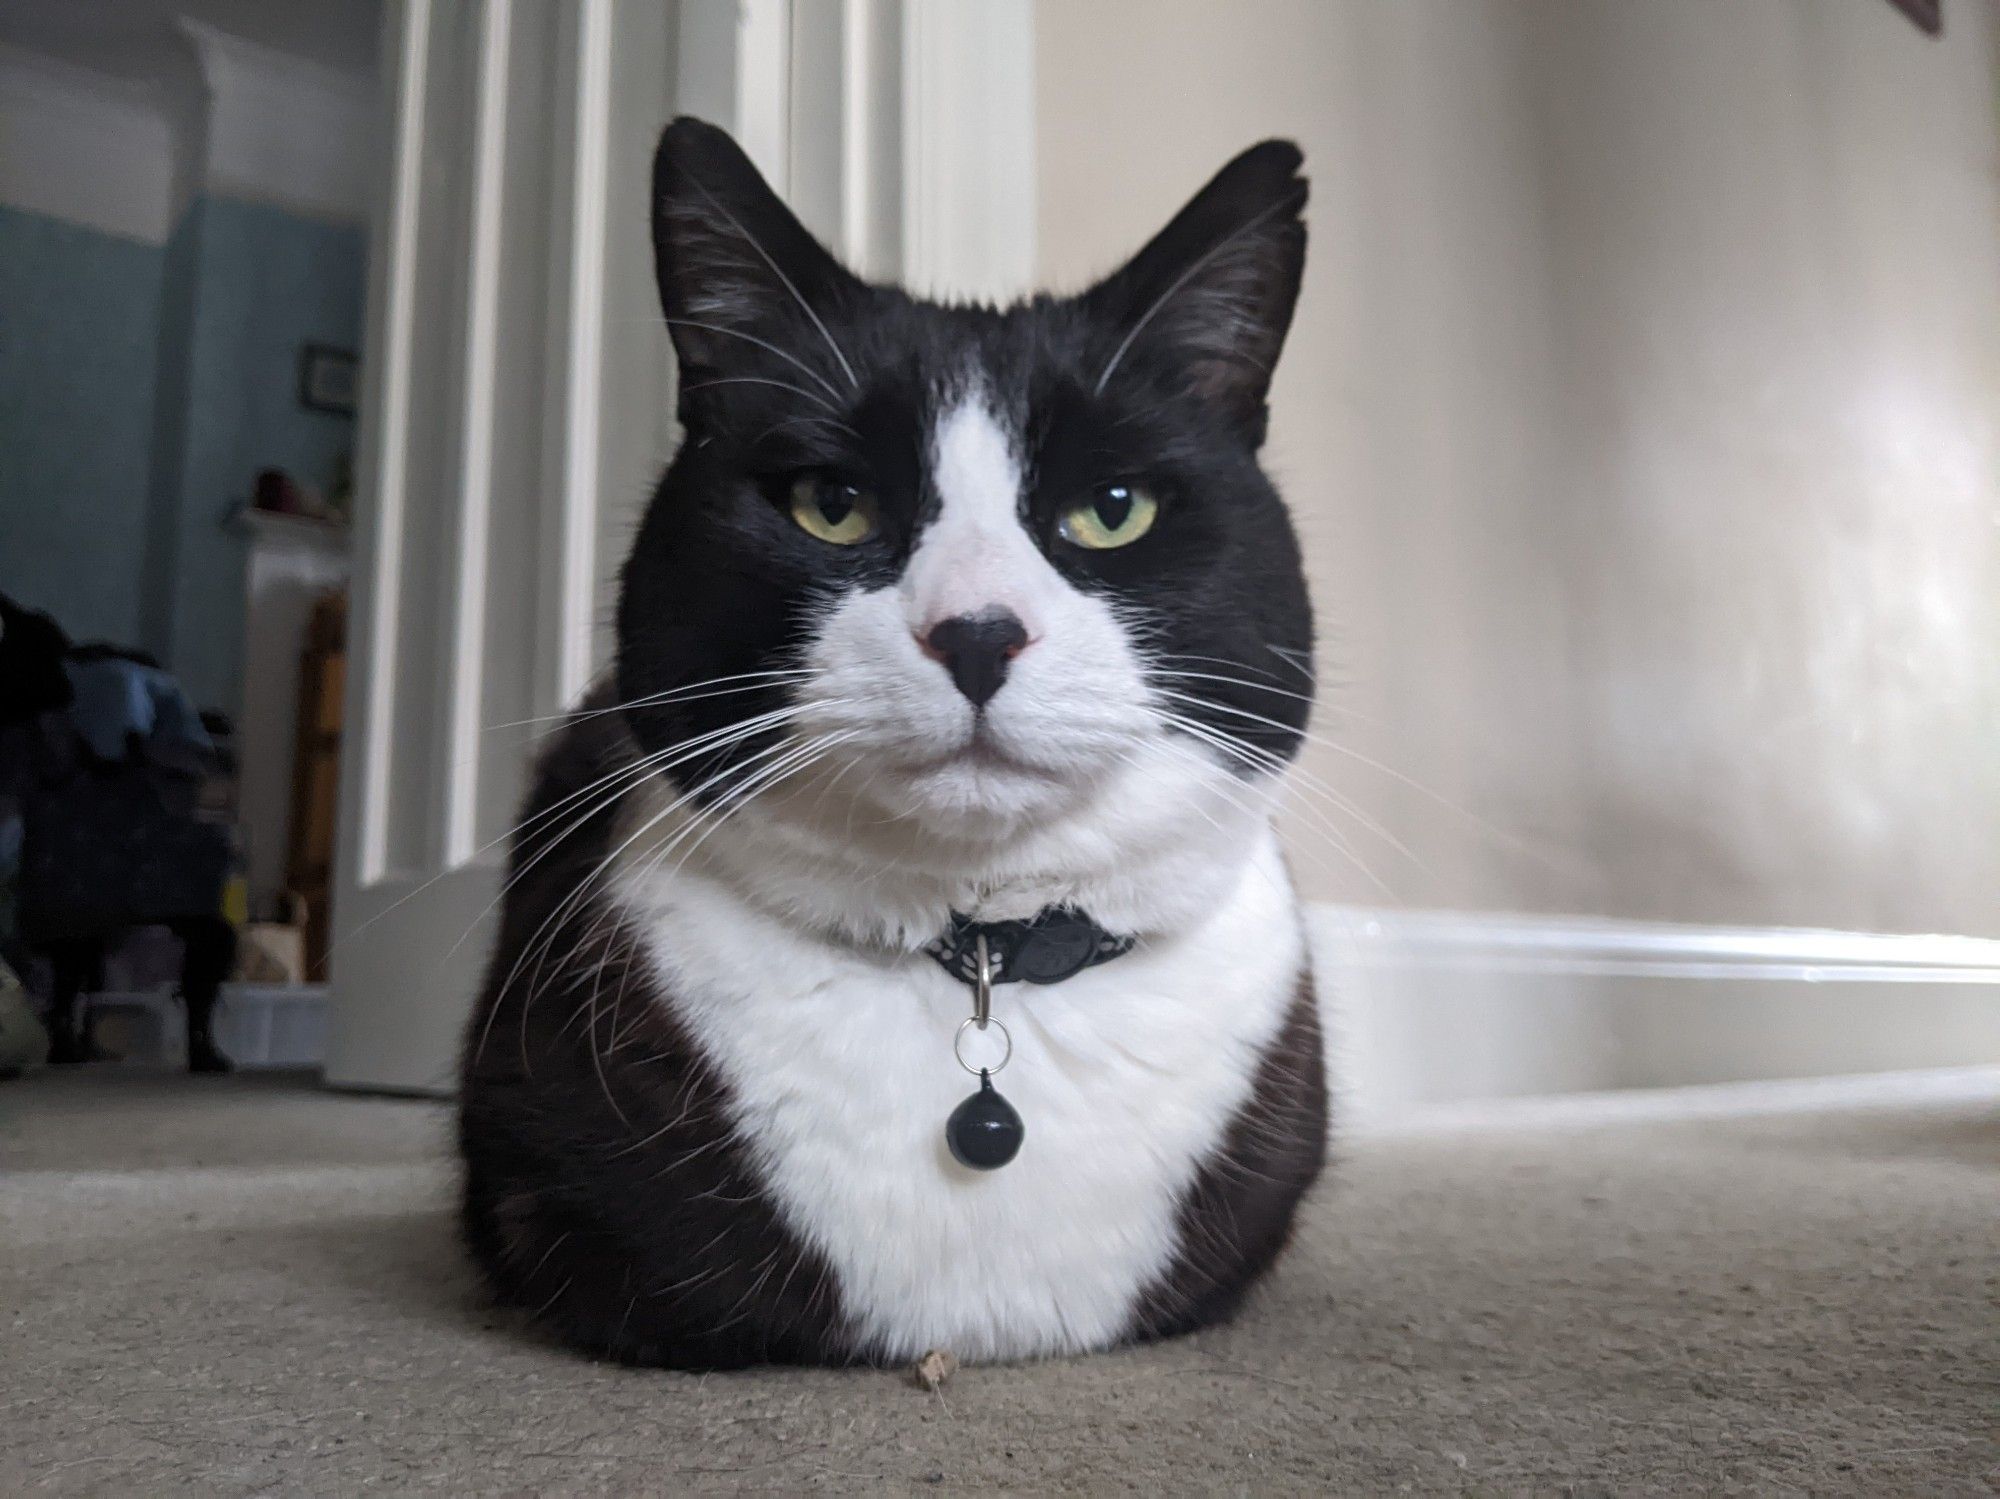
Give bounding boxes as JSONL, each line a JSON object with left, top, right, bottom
{"left": 3, "top": 1068, "right": 1995, "bottom": 1494}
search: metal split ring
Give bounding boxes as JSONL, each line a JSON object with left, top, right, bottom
{"left": 972, "top": 933, "right": 993, "bottom": 1029}
{"left": 954, "top": 1016, "right": 1013, "bottom": 1076}
{"left": 952, "top": 933, "right": 1010, "bottom": 1074}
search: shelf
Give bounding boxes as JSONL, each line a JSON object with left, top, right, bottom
{"left": 231, "top": 504, "right": 350, "bottom": 550}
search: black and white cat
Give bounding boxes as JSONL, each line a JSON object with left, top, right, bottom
{"left": 458, "top": 118, "right": 1325, "bottom": 1369}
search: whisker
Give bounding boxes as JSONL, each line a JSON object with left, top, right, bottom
{"left": 1150, "top": 666, "right": 1316, "bottom": 707}
{"left": 375, "top": 705, "right": 809, "bottom": 966}
{"left": 682, "top": 177, "right": 861, "bottom": 393}
{"left": 347, "top": 682, "right": 825, "bottom": 969}
{"left": 535, "top": 732, "right": 859, "bottom": 1097}
{"left": 447, "top": 707, "right": 813, "bottom": 967}
{"left": 1158, "top": 710, "right": 1424, "bottom": 885}
{"left": 1153, "top": 650, "right": 1312, "bottom": 687}
{"left": 494, "top": 739, "right": 801, "bottom": 1075}
{"left": 756, "top": 412, "right": 862, "bottom": 447}
{"left": 1265, "top": 643, "right": 1316, "bottom": 680}
{"left": 1094, "top": 190, "right": 1305, "bottom": 396}
{"left": 1154, "top": 685, "right": 1572, "bottom": 876}
{"left": 661, "top": 316, "right": 845, "bottom": 404}
{"left": 679, "top": 376, "right": 850, "bottom": 419}
{"left": 484, "top": 670, "right": 812, "bottom": 733}
{"left": 468, "top": 721, "right": 833, "bottom": 1071}
{"left": 1134, "top": 737, "right": 1394, "bottom": 900}
{"left": 648, "top": 732, "right": 858, "bottom": 886}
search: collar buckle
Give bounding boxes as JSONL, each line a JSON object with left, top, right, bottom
{"left": 924, "top": 906, "right": 1134, "bottom": 988}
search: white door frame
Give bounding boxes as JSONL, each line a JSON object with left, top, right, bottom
{"left": 326, "top": 0, "right": 1036, "bottom": 1092}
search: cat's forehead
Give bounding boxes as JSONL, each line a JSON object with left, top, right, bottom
{"left": 846, "top": 298, "right": 1079, "bottom": 466}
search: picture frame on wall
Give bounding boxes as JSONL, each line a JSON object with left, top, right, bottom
{"left": 298, "top": 344, "right": 359, "bottom": 416}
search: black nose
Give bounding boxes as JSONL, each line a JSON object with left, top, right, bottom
{"left": 924, "top": 610, "right": 1030, "bottom": 707}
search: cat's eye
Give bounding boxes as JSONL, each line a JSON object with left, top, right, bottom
{"left": 788, "top": 474, "right": 876, "bottom": 545}
{"left": 1059, "top": 483, "right": 1158, "bottom": 551}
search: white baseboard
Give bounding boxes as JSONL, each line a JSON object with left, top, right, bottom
{"left": 1309, "top": 906, "right": 2000, "bottom": 1128}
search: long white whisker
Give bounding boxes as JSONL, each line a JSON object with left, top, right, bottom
{"left": 1150, "top": 667, "right": 1316, "bottom": 707}
{"left": 683, "top": 178, "right": 861, "bottom": 393}
{"left": 1153, "top": 649, "right": 1312, "bottom": 686}
{"left": 1139, "top": 736, "right": 1394, "bottom": 900}
{"left": 1160, "top": 731, "right": 1392, "bottom": 903}
{"left": 493, "top": 736, "right": 810, "bottom": 1075}
{"left": 448, "top": 706, "right": 820, "bottom": 970}
{"left": 647, "top": 732, "right": 858, "bottom": 886}
{"left": 1158, "top": 710, "right": 1422, "bottom": 886}
{"left": 501, "top": 725, "right": 823, "bottom": 997}
{"left": 1155, "top": 695, "right": 1435, "bottom": 872}
{"left": 661, "top": 316, "right": 844, "bottom": 404}
{"left": 354, "top": 686, "right": 821, "bottom": 970}
{"left": 679, "top": 376, "right": 851, "bottom": 421}
{"left": 485, "top": 670, "right": 812, "bottom": 733}
{"left": 468, "top": 720, "right": 834, "bottom": 1071}
{"left": 395, "top": 704, "right": 810, "bottom": 966}
{"left": 546, "top": 733, "right": 858, "bottom": 1094}
{"left": 1094, "top": 191, "right": 1302, "bottom": 396}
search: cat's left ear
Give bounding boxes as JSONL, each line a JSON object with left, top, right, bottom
{"left": 1081, "top": 140, "right": 1307, "bottom": 447}
{"left": 652, "top": 117, "right": 864, "bottom": 397}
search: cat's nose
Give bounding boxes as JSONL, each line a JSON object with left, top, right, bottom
{"left": 921, "top": 609, "right": 1031, "bottom": 708}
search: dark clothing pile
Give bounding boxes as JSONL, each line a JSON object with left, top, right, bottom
{"left": 0, "top": 595, "right": 238, "bottom": 1071}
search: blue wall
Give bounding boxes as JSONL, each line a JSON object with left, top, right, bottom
{"left": 139, "top": 204, "right": 203, "bottom": 656}
{"left": 0, "top": 196, "right": 364, "bottom": 713}
{"left": 0, "top": 206, "right": 165, "bottom": 646}
{"left": 161, "top": 197, "right": 366, "bottom": 713}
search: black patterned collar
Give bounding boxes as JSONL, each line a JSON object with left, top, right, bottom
{"left": 924, "top": 906, "right": 1135, "bottom": 987}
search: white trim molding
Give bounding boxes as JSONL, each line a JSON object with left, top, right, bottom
{"left": 537, "top": 0, "right": 615, "bottom": 716}
{"left": 0, "top": 43, "right": 177, "bottom": 242}
{"left": 348, "top": 0, "right": 430, "bottom": 887}
{"left": 680, "top": 0, "right": 1037, "bottom": 301}
{"left": 897, "top": 0, "right": 1035, "bottom": 302}
{"left": 178, "top": 18, "right": 376, "bottom": 225}
{"left": 1314, "top": 905, "right": 2000, "bottom": 1128}
{"left": 1325, "top": 907, "right": 2000, "bottom": 983}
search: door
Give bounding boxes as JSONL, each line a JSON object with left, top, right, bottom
{"left": 326, "top": 0, "right": 678, "bottom": 1090}
{"left": 326, "top": 0, "right": 1033, "bottom": 1091}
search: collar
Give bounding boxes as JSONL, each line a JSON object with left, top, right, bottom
{"left": 923, "top": 906, "right": 1135, "bottom": 987}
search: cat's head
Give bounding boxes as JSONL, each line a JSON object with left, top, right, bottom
{"left": 616, "top": 118, "right": 1313, "bottom": 873}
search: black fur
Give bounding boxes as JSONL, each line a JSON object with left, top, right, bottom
{"left": 1131, "top": 971, "right": 1328, "bottom": 1339}
{"left": 618, "top": 119, "right": 1314, "bottom": 779}
{"left": 460, "top": 118, "right": 1325, "bottom": 1368}
{"left": 459, "top": 692, "right": 852, "bottom": 1368}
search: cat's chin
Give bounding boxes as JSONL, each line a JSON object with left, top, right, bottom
{"left": 878, "top": 747, "right": 1081, "bottom": 830}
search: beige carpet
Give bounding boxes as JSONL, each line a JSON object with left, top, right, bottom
{"left": 3, "top": 1067, "right": 1995, "bottom": 1495}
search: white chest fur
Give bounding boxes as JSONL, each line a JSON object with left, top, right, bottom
{"left": 612, "top": 830, "right": 1305, "bottom": 1363}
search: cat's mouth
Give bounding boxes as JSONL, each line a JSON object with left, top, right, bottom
{"left": 901, "top": 733, "right": 1054, "bottom": 779}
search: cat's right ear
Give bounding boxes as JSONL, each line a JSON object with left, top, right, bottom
{"left": 652, "top": 117, "right": 863, "bottom": 395}
{"left": 1080, "top": 140, "right": 1307, "bottom": 448}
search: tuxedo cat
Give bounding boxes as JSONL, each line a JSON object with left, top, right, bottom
{"left": 458, "top": 118, "right": 1325, "bottom": 1369}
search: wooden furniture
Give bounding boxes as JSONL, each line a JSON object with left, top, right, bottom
{"left": 235, "top": 507, "right": 349, "bottom": 922}
{"left": 287, "top": 592, "right": 346, "bottom": 978}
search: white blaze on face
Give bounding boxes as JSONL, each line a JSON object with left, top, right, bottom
{"left": 738, "top": 378, "right": 1282, "bottom": 928}
{"left": 796, "top": 385, "right": 1165, "bottom": 827}
{"left": 901, "top": 395, "right": 1050, "bottom": 640}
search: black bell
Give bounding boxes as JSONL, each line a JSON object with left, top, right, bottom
{"left": 946, "top": 1071, "right": 1024, "bottom": 1170}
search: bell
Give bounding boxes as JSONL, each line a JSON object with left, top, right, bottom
{"left": 946, "top": 1071, "right": 1024, "bottom": 1170}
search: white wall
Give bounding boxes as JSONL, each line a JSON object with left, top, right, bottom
{"left": 181, "top": 20, "right": 375, "bottom": 225}
{"left": 0, "top": 45, "right": 176, "bottom": 242}
{"left": 1036, "top": 0, "right": 2000, "bottom": 941}
{"left": 0, "top": 24, "right": 374, "bottom": 241}
{"left": 1518, "top": 0, "right": 2000, "bottom": 938}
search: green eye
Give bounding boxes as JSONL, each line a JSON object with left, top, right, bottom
{"left": 1059, "top": 483, "right": 1158, "bottom": 550}
{"left": 789, "top": 474, "right": 876, "bottom": 545}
